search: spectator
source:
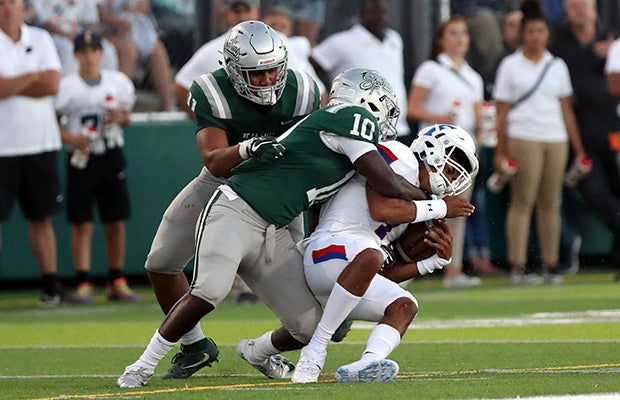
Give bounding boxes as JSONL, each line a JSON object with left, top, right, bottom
{"left": 97, "top": 0, "right": 175, "bottom": 110}
{"left": 174, "top": 0, "right": 259, "bottom": 118}
{"left": 550, "top": 0, "right": 619, "bottom": 278}
{"left": 0, "top": 0, "right": 70, "bottom": 306}
{"left": 493, "top": 0, "right": 587, "bottom": 285}
{"left": 407, "top": 15, "right": 491, "bottom": 287}
{"left": 275, "top": 0, "right": 325, "bottom": 47}
{"left": 310, "top": 0, "right": 412, "bottom": 142}
{"left": 262, "top": 5, "right": 327, "bottom": 104}
{"left": 31, "top": 0, "right": 120, "bottom": 76}
{"left": 54, "top": 30, "right": 138, "bottom": 303}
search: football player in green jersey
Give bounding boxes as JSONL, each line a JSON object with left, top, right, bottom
{"left": 138, "top": 20, "right": 319, "bottom": 382}
{"left": 117, "top": 67, "right": 428, "bottom": 388}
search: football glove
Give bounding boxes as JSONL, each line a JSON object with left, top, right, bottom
{"left": 380, "top": 243, "right": 396, "bottom": 271}
{"left": 239, "top": 136, "right": 286, "bottom": 162}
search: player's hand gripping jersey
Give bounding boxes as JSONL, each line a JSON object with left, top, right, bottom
{"left": 227, "top": 104, "right": 382, "bottom": 226}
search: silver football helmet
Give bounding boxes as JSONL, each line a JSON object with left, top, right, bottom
{"left": 223, "top": 20, "right": 288, "bottom": 105}
{"left": 411, "top": 124, "right": 479, "bottom": 197}
{"left": 328, "top": 68, "right": 400, "bottom": 140}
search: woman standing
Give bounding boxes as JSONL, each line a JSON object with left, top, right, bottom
{"left": 493, "top": 0, "right": 586, "bottom": 284}
{"left": 407, "top": 15, "right": 492, "bottom": 287}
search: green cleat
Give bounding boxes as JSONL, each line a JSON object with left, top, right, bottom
{"left": 160, "top": 337, "right": 220, "bottom": 379}
{"left": 331, "top": 320, "right": 353, "bottom": 343}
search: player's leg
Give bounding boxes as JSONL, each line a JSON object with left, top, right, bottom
{"left": 236, "top": 225, "right": 322, "bottom": 379}
{"left": 336, "top": 277, "right": 418, "bottom": 383}
{"left": 293, "top": 236, "right": 384, "bottom": 383}
{"left": 118, "top": 193, "right": 249, "bottom": 387}
{"left": 144, "top": 168, "right": 223, "bottom": 378}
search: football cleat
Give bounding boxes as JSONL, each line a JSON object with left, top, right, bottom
{"left": 291, "top": 345, "right": 326, "bottom": 383}
{"left": 335, "top": 359, "right": 399, "bottom": 383}
{"left": 117, "top": 366, "right": 153, "bottom": 388}
{"left": 160, "top": 337, "right": 220, "bottom": 379}
{"left": 236, "top": 339, "right": 295, "bottom": 379}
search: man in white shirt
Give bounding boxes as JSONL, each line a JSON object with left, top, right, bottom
{"left": 310, "top": 0, "right": 411, "bottom": 141}
{"left": 0, "top": 0, "right": 70, "bottom": 306}
{"left": 173, "top": 0, "right": 259, "bottom": 118}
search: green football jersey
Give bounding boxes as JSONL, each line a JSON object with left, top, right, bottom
{"left": 187, "top": 69, "right": 320, "bottom": 144}
{"left": 227, "top": 104, "right": 382, "bottom": 226}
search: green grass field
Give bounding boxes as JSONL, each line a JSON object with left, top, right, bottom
{"left": 1, "top": 272, "right": 619, "bottom": 400}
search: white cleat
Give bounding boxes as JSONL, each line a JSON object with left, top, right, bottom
{"left": 116, "top": 366, "right": 154, "bottom": 388}
{"left": 236, "top": 339, "right": 295, "bottom": 379}
{"left": 335, "top": 359, "right": 399, "bottom": 383}
{"left": 291, "top": 345, "right": 327, "bottom": 383}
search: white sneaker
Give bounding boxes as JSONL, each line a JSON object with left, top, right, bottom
{"left": 335, "top": 359, "right": 399, "bottom": 383}
{"left": 117, "top": 365, "right": 153, "bottom": 388}
{"left": 291, "top": 345, "right": 327, "bottom": 383}
{"left": 511, "top": 271, "right": 545, "bottom": 285}
{"left": 236, "top": 339, "right": 295, "bottom": 379}
{"left": 443, "top": 273, "right": 481, "bottom": 288}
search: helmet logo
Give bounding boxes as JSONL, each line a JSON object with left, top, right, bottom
{"left": 360, "top": 71, "right": 394, "bottom": 97}
{"left": 258, "top": 57, "right": 277, "bottom": 66}
{"left": 224, "top": 36, "right": 240, "bottom": 62}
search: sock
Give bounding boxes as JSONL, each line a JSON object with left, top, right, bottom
{"left": 109, "top": 268, "right": 123, "bottom": 282}
{"left": 308, "top": 283, "right": 361, "bottom": 350}
{"left": 76, "top": 271, "right": 90, "bottom": 285}
{"left": 246, "top": 331, "right": 279, "bottom": 364}
{"left": 360, "top": 324, "right": 401, "bottom": 362}
{"left": 41, "top": 273, "right": 59, "bottom": 295}
{"left": 180, "top": 323, "right": 206, "bottom": 346}
{"left": 131, "top": 330, "right": 176, "bottom": 371}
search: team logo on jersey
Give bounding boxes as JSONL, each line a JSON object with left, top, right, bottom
{"left": 359, "top": 71, "right": 395, "bottom": 97}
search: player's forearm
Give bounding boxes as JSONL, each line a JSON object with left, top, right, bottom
{"left": 200, "top": 146, "right": 245, "bottom": 178}
{"left": 607, "top": 72, "right": 620, "bottom": 96}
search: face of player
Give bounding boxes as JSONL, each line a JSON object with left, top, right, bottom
{"left": 75, "top": 46, "right": 103, "bottom": 77}
{"left": 521, "top": 19, "right": 549, "bottom": 54}
{"left": 263, "top": 13, "right": 292, "bottom": 37}
{"left": 247, "top": 67, "right": 279, "bottom": 87}
{"left": 440, "top": 20, "right": 470, "bottom": 59}
{"left": 0, "top": 0, "right": 24, "bottom": 30}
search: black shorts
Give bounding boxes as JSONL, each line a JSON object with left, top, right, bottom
{"left": 66, "top": 148, "right": 130, "bottom": 223}
{"left": 0, "top": 151, "right": 63, "bottom": 221}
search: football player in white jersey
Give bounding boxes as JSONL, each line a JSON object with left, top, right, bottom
{"left": 54, "top": 30, "right": 137, "bottom": 303}
{"left": 292, "top": 124, "right": 479, "bottom": 383}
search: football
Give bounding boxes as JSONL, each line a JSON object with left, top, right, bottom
{"left": 393, "top": 221, "right": 436, "bottom": 263}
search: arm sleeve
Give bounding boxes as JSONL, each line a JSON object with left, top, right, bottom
{"left": 320, "top": 132, "right": 377, "bottom": 163}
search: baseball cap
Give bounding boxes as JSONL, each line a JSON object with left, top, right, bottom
{"left": 74, "top": 30, "right": 103, "bottom": 51}
{"left": 225, "top": 0, "right": 260, "bottom": 8}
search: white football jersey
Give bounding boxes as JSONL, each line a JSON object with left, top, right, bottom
{"left": 310, "top": 140, "right": 421, "bottom": 246}
{"left": 55, "top": 69, "right": 136, "bottom": 154}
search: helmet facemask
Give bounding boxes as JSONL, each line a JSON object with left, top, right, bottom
{"left": 224, "top": 21, "right": 288, "bottom": 106}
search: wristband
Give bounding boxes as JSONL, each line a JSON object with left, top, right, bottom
{"left": 411, "top": 199, "right": 447, "bottom": 223}
{"left": 238, "top": 139, "right": 251, "bottom": 160}
{"left": 417, "top": 254, "right": 452, "bottom": 275}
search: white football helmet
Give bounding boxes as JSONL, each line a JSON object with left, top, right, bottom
{"left": 328, "top": 68, "right": 400, "bottom": 140}
{"left": 411, "top": 124, "right": 479, "bottom": 197}
{"left": 223, "top": 20, "right": 288, "bottom": 105}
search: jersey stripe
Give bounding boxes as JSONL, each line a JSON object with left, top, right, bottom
{"left": 307, "top": 169, "right": 356, "bottom": 204}
{"left": 311, "top": 244, "right": 348, "bottom": 264}
{"left": 190, "top": 189, "right": 222, "bottom": 289}
{"left": 292, "top": 70, "right": 315, "bottom": 116}
{"left": 196, "top": 74, "right": 232, "bottom": 119}
{"left": 378, "top": 143, "right": 398, "bottom": 165}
